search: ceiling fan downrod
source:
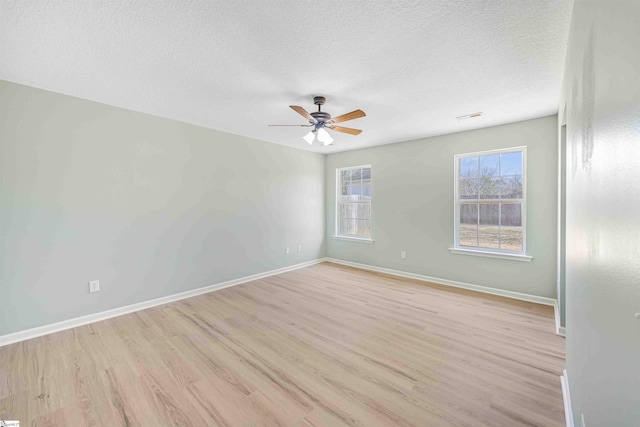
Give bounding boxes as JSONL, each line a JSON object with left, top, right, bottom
{"left": 310, "top": 96, "right": 331, "bottom": 125}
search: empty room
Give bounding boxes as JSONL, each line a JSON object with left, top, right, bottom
{"left": 1, "top": 1, "right": 638, "bottom": 426}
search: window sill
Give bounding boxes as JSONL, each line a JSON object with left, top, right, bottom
{"left": 332, "top": 235, "right": 374, "bottom": 244}
{"left": 449, "top": 247, "right": 533, "bottom": 262}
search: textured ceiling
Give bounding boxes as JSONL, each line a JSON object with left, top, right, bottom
{"left": 0, "top": 1, "right": 574, "bottom": 153}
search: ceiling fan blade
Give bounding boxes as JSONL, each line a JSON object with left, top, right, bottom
{"left": 289, "top": 105, "right": 315, "bottom": 122}
{"left": 329, "top": 125, "right": 362, "bottom": 135}
{"left": 329, "top": 109, "right": 366, "bottom": 124}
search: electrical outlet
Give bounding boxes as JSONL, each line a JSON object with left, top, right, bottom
{"left": 400, "top": 250, "right": 407, "bottom": 259}
{"left": 285, "top": 247, "right": 290, "bottom": 255}
{"left": 297, "top": 245, "right": 302, "bottom": 253}
{"left": 89, "top": 280, "right": 100, "bottom": 293}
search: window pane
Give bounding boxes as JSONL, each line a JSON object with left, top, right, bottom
{"left": 500, "top": 226, "right": 523, "bottom": 251}
{"left": 459, "top": 224, "right": 478, "bottom": 247}
{"left": 500, "top": 204, "right": 522, "bottom": 251}
{"left": 361, "top": 167, "right": 371, "bottom": 180}
{"left": 339, "top": 204, "right": 351, "bottom": 233}
{"left": 356, "top": 184, "right": 369, "bottom": 202}
{"left": 500, "top": 203, "right": 522, "bottom": 226}
{"left": 479, "top": 177, "right": 500, "bottom": 199}
{"left": 459, "top": 157, "right": 478, "bottom": 178}
{"left": 460, "top": 203, "right": 477, "bottom": 224}
{"left": 479, "top": 204, "right": 500, "bottom": 249}
{"left": 339, "top": 202, "right": 371, "bottom": 237}
{"left": 339, "top": 214, "right": 357, "bottom": 236}
{"left": 340, "top": 170, "right": 350, "bottom": 184}
{"left": 362, "top": 182, "right": 372, "bottom": 198}
{"left": 479, "top": 204, "right": 499, "bottom": 225}
{"left": 356, "top": 220, "right": 371, "bottom": 237}
{"left": 360, "top": 203, "right": 371, "bottom": 221}
{"left": 339, "top": 203, "right": 357, "bottom": 235}
{"left": 479, "top": 226, "right": 501, "bottom": 249}
{"left": 500, "top": 151, "right": 523, "bottom": 175}
{"left": 479, "top": 154, "right": 499, "bottom": 177}
{"left": 339, "top": 213, "right": 347, "bottom": 234}
{"left": 349, "top": 183, "right": 362, "bottom": 198}
{"left": 459, "top": 178, "right": 479, "bottom": 199}
{"left": 500, "top": 175, "right": 523, "bottom": 199}
{"left": 339, "top": 204, "right": 348, "bottom": 230}
{"left": 344, "top": 203, "right": 357, "bottom": 220}
{"left": 459, "top": 204, "right": 478, "bottom": 247}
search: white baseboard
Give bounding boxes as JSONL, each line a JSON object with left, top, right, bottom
{"left": 561, "top": 369, "right": 574, "bottom": 427}
{"left": 554, "top": 301, "right": 567, "bottom": 337}
{"left": 1, "top": 257, "right": 560, "bottom": 347}
{"left": 325, "top": 258, "right": 557, "bottom": 306}
{"left": 0, "top": 258, "right": 326, "bottom": 348}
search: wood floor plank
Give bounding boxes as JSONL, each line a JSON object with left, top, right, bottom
{"left": 0, "top": 262, "right": 565, "bottom": 426}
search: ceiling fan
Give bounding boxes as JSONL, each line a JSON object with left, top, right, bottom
{"left": 269, "top": 96, "right": 366, "bottom": 146}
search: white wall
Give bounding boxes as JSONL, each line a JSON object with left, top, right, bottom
{"left": 326, "top": 116, "right": 558, "bottom": 298}
{"left": 0, "top": 81, "right": 325, "bottom": 336}
{"left": 560, "top": 1, "right": 640, "bottom": 425}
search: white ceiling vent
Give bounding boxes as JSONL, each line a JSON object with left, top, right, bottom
{"left": 456, "top": 112, "right": 483, "bottom": 120}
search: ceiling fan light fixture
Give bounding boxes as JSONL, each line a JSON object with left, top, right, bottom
{"left": 303, "top": 131, "right": 315, "bottom": 145}
{"left": 317, "top": 128, "right": 333, "bottom": 146}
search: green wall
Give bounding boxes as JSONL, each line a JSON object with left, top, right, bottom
{"left": 0, "top": 81, "right": 326, "bottom": 335}
{"left": 326, "top": 115, "right": 558, "bottom": 298}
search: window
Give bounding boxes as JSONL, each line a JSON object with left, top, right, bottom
{"left": 335, "top": 165, "right": 372, "bottom": 241}
{"left": 453, "top": 147, "right": 529, "bottom": 259}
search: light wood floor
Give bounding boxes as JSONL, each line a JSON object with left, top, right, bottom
{"left": 0, "top": 262, "right": 565, "bottom": 426}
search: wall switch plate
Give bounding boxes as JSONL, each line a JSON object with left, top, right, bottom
{"left": 297, "top": 245, "right": 302, "bottom": 253}
{"left": 581, "top": 414, "right": 586, "bottom": 427}
{"left": 89, "top": 280, "right": 100, "bottom": 293}
{"left": 285, "top": 247, "right": 290, "bottom": 255}
{"left": 400, "top": 250, "right": 407, "bottom": 259}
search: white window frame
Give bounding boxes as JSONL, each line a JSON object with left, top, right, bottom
{"left": 450, "top": 147, "right": 532, "bottom": 262}
{"left": 333, "top": 164, "right": 374, "bottom": 243}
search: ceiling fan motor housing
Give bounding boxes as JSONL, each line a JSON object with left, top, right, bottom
{"left": 310, "top": 111, "right": 331, "bottom": 123}
{"left": 313, "top": 96, "right": 326, "bottom": 106}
